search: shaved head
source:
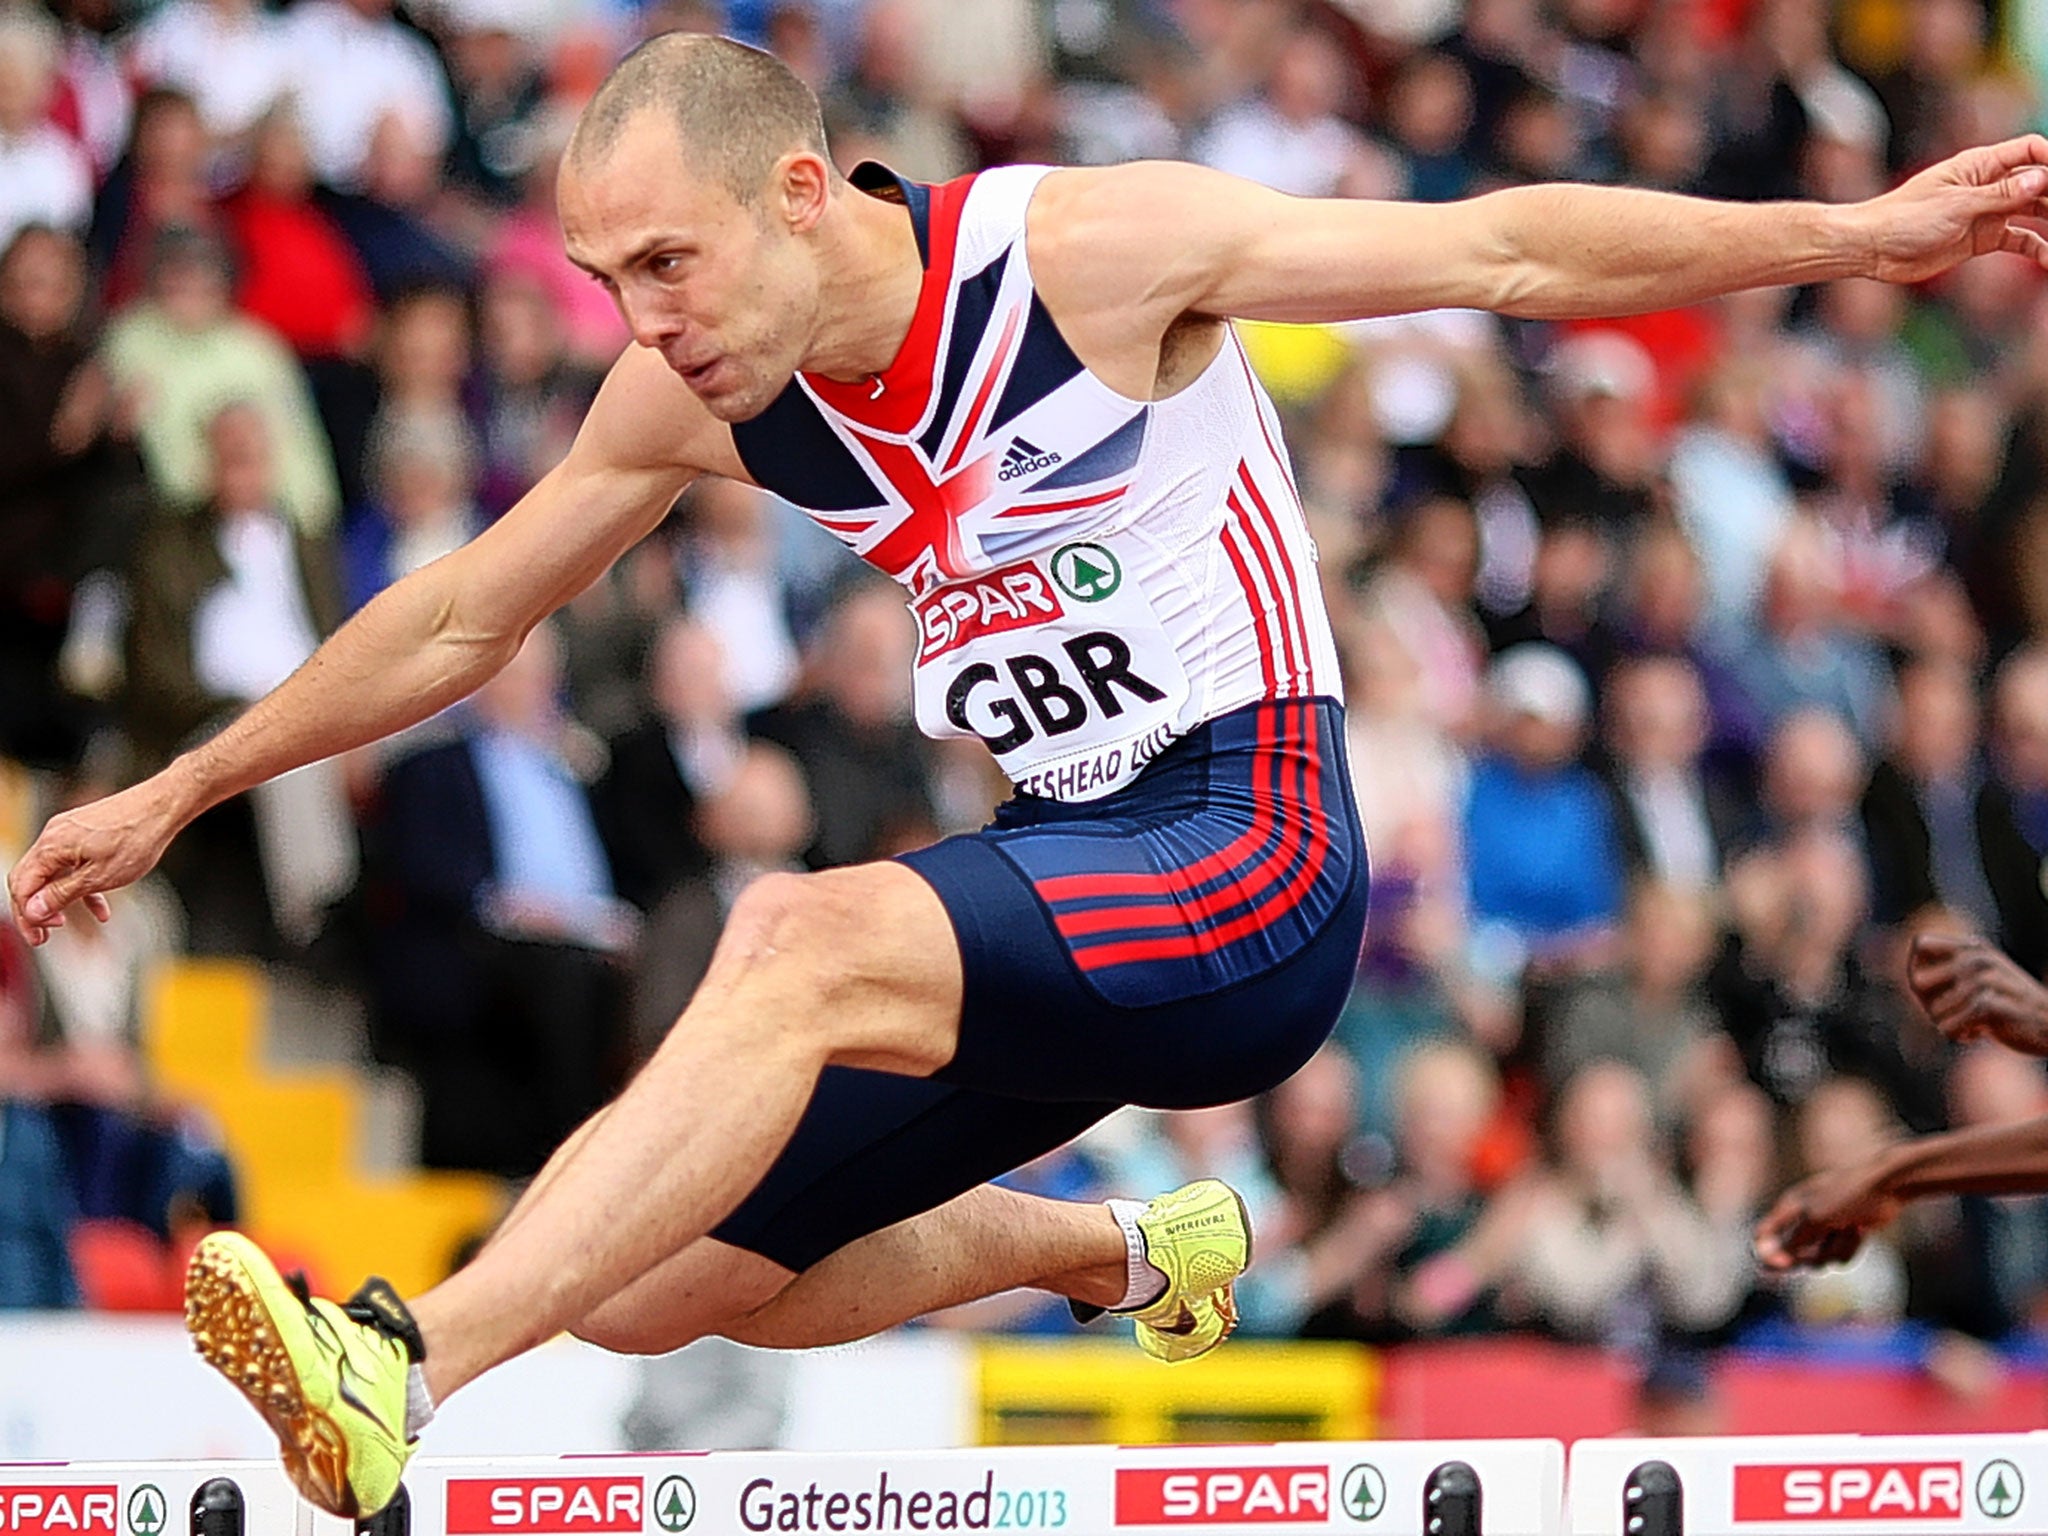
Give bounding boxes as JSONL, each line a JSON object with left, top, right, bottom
{"left": 570, "top": 33, "right": 832, "bottom": 203}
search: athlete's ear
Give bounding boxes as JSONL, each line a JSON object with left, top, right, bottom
{"left": 776, "top": 152, "right": 834, "bottom": 234}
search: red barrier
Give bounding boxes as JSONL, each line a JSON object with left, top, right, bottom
{"left": 1377, "top": 1339, "right": 2048, "bottom": 1439}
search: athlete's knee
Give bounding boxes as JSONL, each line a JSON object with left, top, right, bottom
{"left": 718, "top": 1290, "right": 835, "bottom": 1351}
{"left": 569, "top": 1312, "right": 708, "bottom": 1357}
{"left": 716, "top": 872, "right": 860, "bottom": 992}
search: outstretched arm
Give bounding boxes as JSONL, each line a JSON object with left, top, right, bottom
{"left": 1034, "top": 136, "right": 2048, "bottom": 335}
{"left": 7, "top": 345, "right": 717, "bottom": 943}
{"left": 1755, "top": 1114, "right": 2048, "bottom": 1271}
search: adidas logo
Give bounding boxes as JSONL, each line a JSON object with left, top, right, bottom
{"left": 998, "top": 437, "right": 1062, "bottom": 480}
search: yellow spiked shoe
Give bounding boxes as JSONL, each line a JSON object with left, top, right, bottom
{"left": 184, "top": 1231, "right": 422, "bottom": 1518}
{"left": 1072, "top": 1179, "right": 1253, "bottom": 1363}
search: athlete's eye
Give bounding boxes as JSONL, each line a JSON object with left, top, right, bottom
{"left": 649, "top": 254, "right": 685, "bottom": 278}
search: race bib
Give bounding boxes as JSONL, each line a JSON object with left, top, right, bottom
{"left": 911, "top": 541, "right": 1191, "bottom": 801}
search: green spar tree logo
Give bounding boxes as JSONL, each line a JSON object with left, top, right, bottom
{"left": 1050, "top": 543, "right": 1122, "bottom": 603}
{"left": 1978, "top": 1460, "right": 2024, "bottom": 1518}
{"left": 1340, "top": 1464, "right": 1386, "bottom": 1523}
{"left": 125, "top": 1484, "right": 166, "bottom": 1536}
{"left": 651, "top": 1475, "right": 697, "bottom": 1532}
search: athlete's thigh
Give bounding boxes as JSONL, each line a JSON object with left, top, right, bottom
{"left": 573, "top": 1237, "right": 791, "bottom": 1356}
{"left": 711, "top": 1064, "right": 1118, "bottom": 1275}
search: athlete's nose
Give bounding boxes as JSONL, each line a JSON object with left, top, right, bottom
{"left": 619, "top": 291, "right": 683, "bottom": 353}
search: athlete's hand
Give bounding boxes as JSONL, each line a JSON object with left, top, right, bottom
{"left": 1852, "top": 135, "right": 2048, "bottom": 285}
{"left": 8, "top": 781, "right": 183, "bottom": 945}
{"left": 1907, "top": 931, "right": 2048, "bottom": 1055}
{"left": 1753, "top": 1164, "right": 1900, "bottom": 1272}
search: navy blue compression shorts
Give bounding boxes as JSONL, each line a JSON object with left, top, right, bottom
{"left": 710, "top": 696, "right": 1368, "bottom": 1272}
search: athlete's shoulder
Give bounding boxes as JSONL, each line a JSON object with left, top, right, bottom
{"left": 569, "top": 343, "right": 753, "bottom": 486}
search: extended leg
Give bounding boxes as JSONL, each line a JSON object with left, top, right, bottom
{"left": 408, "top": 862, "right": 965, "bottom": 1401}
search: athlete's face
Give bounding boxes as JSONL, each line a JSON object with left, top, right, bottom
{"left": 559, "top": 116, "right": 823, "bottom": 421}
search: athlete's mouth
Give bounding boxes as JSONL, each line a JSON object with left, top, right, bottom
{"left": 676, "top": 355, "right": 723, "bottom": 389}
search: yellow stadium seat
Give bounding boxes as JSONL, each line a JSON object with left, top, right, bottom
{"left": 143, "top": 960, "right": 508, "bottom": 1301}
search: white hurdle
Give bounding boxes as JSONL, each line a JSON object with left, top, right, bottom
{"left": 1568, "top": 1433, "right": 2048, "bottom": 1533}
{"left": 20, "top": 1436, "right": 2048, "bottom": 1534}
{"left": 0, "top": 1441, "right": 1568, "bottom": 1535}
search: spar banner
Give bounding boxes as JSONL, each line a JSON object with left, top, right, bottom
{"left": 403, "top": 1441, "right": 1566, "bottom": 1535}
{"left": 0, "top": 1459, "right": 342, "bottom": 1536}
{"left": 1569, "top": 1434, "right": 2048, "bottom": 1533}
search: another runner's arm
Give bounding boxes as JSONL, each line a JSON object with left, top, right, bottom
{"left": 8, "top": 346, "right": 707, "bottom": 936}
{"left": 1036, "top": 136, "right": 2048, "bottom": 330}
{"left": 1876, "top": 1114, "right": 2048, "bottom": 1200}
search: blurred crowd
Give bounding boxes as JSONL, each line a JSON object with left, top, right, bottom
{"left": 0, "top": 0, "right": 2046, "bottom": 1418}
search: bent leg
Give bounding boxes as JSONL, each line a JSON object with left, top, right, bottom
{"left": 407, "top": 862, "right": 964, "bottom": 1401}
{"left": 575, "top": 1187, "right": 1128, "bottom": 1356}
{"left": 731, "top": 1185, "right": 1128, "bottom": 1347}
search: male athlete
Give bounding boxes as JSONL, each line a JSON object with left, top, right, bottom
{"left": 12, "top": 33, "right": 2048, "bottom": 1519}
{"left": 1757, "top": 932, "right": 2048, "bottom": 1270}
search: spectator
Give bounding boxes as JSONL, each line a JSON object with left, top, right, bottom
{"left": 1544, "top": 882, "right": 1730, "bottom": 1117}
{"left": 341, "top": 404, "right": 482, "bottom": 614}
{"left": 1519, "top": 330, "right": 1661, "bottom": 536}
{"left": 363, "top": 622, "right": 633, "bottom": 1174}
{"left": 1357, "top": 495, "right": 1488, "bottom": 741}
{"left": 1669, "top": 358, "right": 1798, "bottom": 633}
{"left": 1758, "top": 706, "right": 1868, "bottom": 843}
{"left": 1713, "top": 829, "right": 1942, "bottom": 1130}
{"left": 46, "top": 0, "right": 131, "bottom": 182}
{"left": 1778, "top": 1075, "right": 1914, "bottom": 1326}
{"left": 318, "top": 113, "right": 472, "bottom": 305}
{"left": 88, "top": 88, "right": 212, "bottom": 312}
{"left": 125, "top": 402, "right": 351, "bottom": 954}
{"left": 1192, "top": 27, "right": 1400, "bottom": 199}
{"left": 678, "top": 478, "right": 800, "bottom": 713}
{"left": 1600, "top": 654, "right": 1748, "bottom": 890}
{"left": 324, "top": 282, "right": 474, "bottom": 511}
{"left": 472, "top": 267, "right": 601, "bottom": 518}
{"left": 1925, "top": 1046, "right": 2048, "bottom": 1340}
{"left": 1992, "top": 644, "right": 2048, "bottom": 855}
{"left": 626, "top": 740, "right": 813, "bottom": 1063}
{"left": 1862, "top": 657, "right": 2048, "bottom": 970}
{"left": 218, "top": 108, "right": 378, "bottom": 365}
{"left": 0, "top": 8, "right": 93, "bottom": 254}
{"left": 441, "top": 15, "right": 552, "bottom": 212}
{"left": 0, "top": 224, "right": 148, "bottom": 767}
{"left": 282, "top": 0, "right": 454, "bottom": 193}
{"left": 1721, "top": 518, "right": 1892, "bottom": 748}
{"left": 123, "top": 0, "right": 295, "bottom": 148}
{"left": 101, "top": 225, "right": 342, "bottom": 535}
{"left": 751, "top": 582, "right": 935, "bottom": 868}
{"left": 1337, "top": 1040, "right": 1506, "bottom": 1342}
{"left": 594, "top": 615, "right": 743, "bottom": 915}
{"left": 1463, "top": 643, "right": 1625, "bottom": 977}
{"left": 1449, "top": 1060, "right": 1754, "bottom": 1349}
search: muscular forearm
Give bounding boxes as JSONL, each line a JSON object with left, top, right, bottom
{"left": 1879, "top": 1115, "right": 2048, "bottom": 1200}
{"left": 1473, "top": 183, "right": 1869, "bottom": 319}
{"left": 160, "top": 563, "right": 518, "bottom": 823}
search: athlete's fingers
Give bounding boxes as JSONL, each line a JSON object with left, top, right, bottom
{"left": 84, "top": 893, "right": 111, "bottom": 924}
{"left": 2004, "top": 223, "right": 2048, "bottom": 269}
{"left": 1968, "top": 134, "right": 2048, "bottom": 178}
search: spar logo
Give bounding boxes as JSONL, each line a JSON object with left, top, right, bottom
{"left": 445, "top": 1477, "right": 643, "bottom": 1533}
{"left": 913, "top": 561, "right": 1064, "bottom": 662}
{"left": 1733, "top": 1462, "right": 1965, "bottom": 1521}
{"left": 0, "top": 1487, "right": 117, "bottom": 1534}
{"left": 1114, "top": 1466, "right": 1329, "bottom": 1524}
{"left": 122, "top": 1487, "right": 164, "bottom": 1536}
